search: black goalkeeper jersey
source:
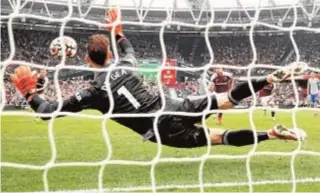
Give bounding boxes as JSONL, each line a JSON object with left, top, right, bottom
{"left": 78, "top": 60, "right": 160, "bottom": 114}
{"left": 29, "top": 36, "right": 161, "bottom": 135}
{"left": 27, "top": 35, "right": 222, "bottom": 147}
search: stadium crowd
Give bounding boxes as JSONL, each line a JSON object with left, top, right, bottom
{"left": 2, "top": 29, "right": 320, "bottom": 70}
{"left": 4, "top": 77, "right": 306, "bottom": 108}
{"left": 2, "top": 28, "right": 319, "bottom": 107}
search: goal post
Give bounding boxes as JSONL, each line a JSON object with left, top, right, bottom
{"left": 1, "top": 0, "right": 320, "bottom": 192}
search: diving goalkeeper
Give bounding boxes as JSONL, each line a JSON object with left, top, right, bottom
{"left": 10, "top": 8, "right": 307, "bottom": 148}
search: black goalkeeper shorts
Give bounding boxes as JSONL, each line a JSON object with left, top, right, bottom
{"left": 145, "top": 95, "right": 218, "bottom": 148}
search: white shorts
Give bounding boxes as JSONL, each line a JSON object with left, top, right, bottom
{"left": 261, "top": 96, "right": 273, "bottom": 107}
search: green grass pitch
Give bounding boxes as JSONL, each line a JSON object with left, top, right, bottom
{"left": 1, "top": 110, "right": 320, "bottom": 192}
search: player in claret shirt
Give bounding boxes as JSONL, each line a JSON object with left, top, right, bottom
{"left": 210, "top": 68, "right": 233, "bottom": 125}
{"left": 10, "top": 8, "right": 307, "bottom": 149}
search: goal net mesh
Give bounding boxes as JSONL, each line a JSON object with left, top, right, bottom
{"left": 1, "top": 0, "right": 320, "bottom": 192}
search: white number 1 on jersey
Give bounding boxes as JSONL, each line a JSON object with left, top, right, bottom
{"left": 117, "top": 86, "right": 141, "bottom": 109}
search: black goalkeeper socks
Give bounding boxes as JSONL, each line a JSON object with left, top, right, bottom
{"left": 222, "top": 130, "right": 269, "bottom": 147}
{"left": 271, "top": 111, "right": 275, "bottom": 118}
{"left": 228, "top": 77, "right": 270, "bottom": 105}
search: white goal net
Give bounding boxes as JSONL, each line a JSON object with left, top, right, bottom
{"left": 1, "top": 0, "right": 320, "bottom": 192}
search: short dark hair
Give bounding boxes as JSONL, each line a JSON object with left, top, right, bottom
{"left": 87, "top": 34, "right": 109, "bottom": 65}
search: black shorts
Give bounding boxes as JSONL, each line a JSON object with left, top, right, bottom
{"left": 145, "top": 95, "right": 218, "bottom": 148}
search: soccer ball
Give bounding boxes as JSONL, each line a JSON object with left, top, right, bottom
{"left": 49, "top": 36, "right": 77, "bottom": 58}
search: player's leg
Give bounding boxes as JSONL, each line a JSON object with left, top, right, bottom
{"left": 154, "top": 122, "right": 306, "bottom": 148}
{"left": 187, "top": 78, "right": 288, "bottom": 123}
{"left": 271, "top": 111, "right": 276, "bottom": 121}
{"left": 310, "top": 94, "right": 314, "bottom": 107}
{"left": 261, "top": 97, "right": 268, "bottom": 116}
{"left": 217, "top": 63, "right": 306, "bottom": 110}
{"left": 316, "top": 94, "right": 319, "bottom": 116}
{"left": 269, "top": 101, "right": 276, "bottom": 121}
{"left": 213, "top": 77, "right": 273, "bottom": 110}
{"left": 311, "top": 94, "right": 319, "bottom": 116}
{"left": 209, "top": 125, "right": 306, "bottom": 146}
{"left": 217, "top": 113, "right": 223, "bottom": 125}
{"left": 154, "top": 97, "right": 306, "bottom": 148}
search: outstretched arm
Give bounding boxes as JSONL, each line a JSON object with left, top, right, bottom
{"left": 116, "top": 34, "right": 135, "bottom": 57}
{"left": 116, "top": 34, "right": 137, "bottom": 67}
{"left": 10, "top": 66, "right": 96, "bottom": 120}
{"left": 28, "top": 88, "right": 96, "bottom": 120}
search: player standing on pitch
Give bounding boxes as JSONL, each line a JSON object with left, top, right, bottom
{"left": 10, "top": 8, "right": 307, "bottom": 149}
{"left": 307, "top": 72, "right": 319, "bottom": 116}
{"left": 210, "top": 68, "right": 233, "bottom": 125}
{"left": 259, "top": 83, "right": 277, "bottom": 121}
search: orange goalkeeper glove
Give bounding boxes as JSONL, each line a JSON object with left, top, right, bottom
{"left": 10, "top": 66, "right": 38, "bottom": 97}
{"left": 104, "top": 8, "right": 123, "bottom": 35}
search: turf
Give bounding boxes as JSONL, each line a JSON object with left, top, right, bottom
{"left": 1, "top": 110, "right": 320, "bottom": 192}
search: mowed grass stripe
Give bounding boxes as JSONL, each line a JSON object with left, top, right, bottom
{"left": 1, "top": 110, "right": 319, "bottom": 192}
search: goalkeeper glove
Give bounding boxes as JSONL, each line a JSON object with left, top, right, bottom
{"left": 104, "top": 8, "right": 123, "bottom": 36}
{"left": 10, "top": 66, "right": 38, "bottom": 99}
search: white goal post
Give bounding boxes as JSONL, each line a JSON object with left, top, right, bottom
{"left": 1, "top": 0, "right": 320, "bottom": 192}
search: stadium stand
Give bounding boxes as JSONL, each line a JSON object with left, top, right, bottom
{"left": 2, "top": 28, "right": 319, "bottom": 108}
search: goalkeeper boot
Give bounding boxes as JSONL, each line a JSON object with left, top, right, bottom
{"left": 269, "top": 62, "right": 308, "bottom": 83}
{"left": 267, "top": 124, "right": 307, "bottom": 141}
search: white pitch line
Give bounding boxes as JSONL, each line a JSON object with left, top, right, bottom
{"left": 1, "top": 134, "right": 140, "bottom": 141}
{"left": 11, "top": 177, "right": 320, "bottom": 193}
{"left": 2, "top": 136, "right": 75, "bottom": 141}
{"left": 1, "top": 120, "right": 36, "bottom": 123}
